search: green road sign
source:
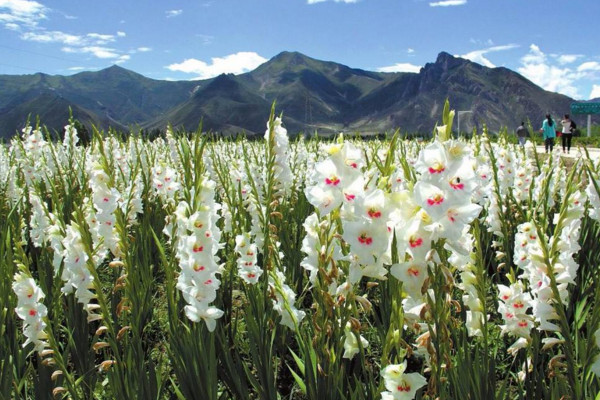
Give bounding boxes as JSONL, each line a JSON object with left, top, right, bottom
{"left": 571, "top": 102, "right": 600, "bottom": 115}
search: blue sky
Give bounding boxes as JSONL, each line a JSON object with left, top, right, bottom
{"left": 1, "top": 0, "right": 599, "bottom": 99}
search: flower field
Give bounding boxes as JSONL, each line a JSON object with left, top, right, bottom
{"left": 1, "top": 102, "right": 600, "bottom": 400}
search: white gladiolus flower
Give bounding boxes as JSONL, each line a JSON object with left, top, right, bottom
{"left": 342, "top": 323, "right": 369, "bottom": 359}
{"left": 235, "top": 233, "right": 262, "bottom": 284}
{"left": 381, "top": 361, "right": 427, "bottom": 400}
{"left": 171, "top": 176, "right": 224, "bottom": 332}
{"left": 13, "top": 273, "right": 49, "bottom": 353}
{"left": 269, "top": 270, "right": 305, "bottom": 330}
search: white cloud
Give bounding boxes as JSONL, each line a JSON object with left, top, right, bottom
{"left": 578, "top": 61, "right": 600, "bottom": 72}
{"left": 460, "top": 44, "right": 519, "bottom": 68}
{"left": 0, "top": 0, "right": 47, "bottom": 28}
{"left": 407, "top": 48, "right": 415, "bottom": 54}
{"left": 307, "top": 0, "right": 358, "bottom": 4}
{"left": 117, "top": 31, "right": 126, "bottom": 37}
{"left": 22, "top": 30, "right": 121, "bottom": 46}
{"left": 63, "top": 46, "right": 120, "bottom": 59}
{"left": 166, "top": 51, "right": 268, "bottom": 80}
{"left": 377, "top": 62, "right": 421, "bottom": 73}
{"left": 68, "top": 66, "right": 85, "bottom": 71}
{"left": 517, "top": 44, "right": 579, "bottom": 98}
{"left": 21, "top": 29, "right": 131, "bottom": 62}
{"left": 23, "top": 30, "right": 86, "bottom": 45}
{"left": 115, "top": 54, "right": 130, "bottom": 64}
{"left": 590, "top": 85, "right": 600, "bottom": 99}
{"left": 86, "top": 33, "right": 117, "bottom": 44}
{"left": 429, "top": 0, "right": 467, "bottom": 7}
{"left": 556, "top": 54, "right": 579, "bottom": 65}
{"left": 137, "top": 47, "right": 152, "bottom": 52}
{"left": 166, "top": 9, "right": 182, "bottom": 18}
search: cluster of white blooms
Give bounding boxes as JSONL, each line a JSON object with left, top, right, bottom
{"left": 171, "top": 179, "right": 224, "bottom": 332}
{"left": 513, "top": 222, "right": 557, "bottom": 333}
{"left": 28, "top": 191, "right": 51, "bottom": 248}
{"left": 392, "top": 140, "right": 482, "bottom": 343}
{"left": 0, "top": 144, "right": 23, "bottom": 206}
{"left": 87, "top": 160, "right": 121, "bottom": 257}
{"left": 305, "top": 141, "right": 365, "bottom": 217}
{"left": 446, "top": 233, "right": 486, "bottom": 337}
{"left": 63, "top": 122, "right": 79, "bottom": 152}
{"left": 496, "top": 146, "right": 517, "bottom": 191}
{"left": 61, "top": 223, "right": 100, "bottom": 321}
{"left": 165, "top": 127, "right": 181, "bottom": 167}
{"left": 103, "top": 139, "right": 144, "bottom": 225}
{"left": 242, "top": 169, "right": 266, "bottom": 250}
{"left": 306, "top": 141, "right": 393, "bottom": 286}
{"left": 16, "top": 126, "right": 47, "bottom": 186}
{"left": 12, "top": 273, "right": 49, "bottom": 353}
{"left": 497, "top": 281, "right": 533, "bottom": 353}
{"left": 532, "top": 155, "right": 563, "bottom": 208}
{"left": 478, "top": 142, "right": 509, "bottom": 238}
{"left": 265, "top": 116, "right": 293, "bottom": 194}
{"left": 46, "top": 214, "right": 65, "bottom": 272}
{"left": 473, "top": 152, "right": 492, "bottom": 205}
{"left": 484, "top": 196, "right": 504, "bottom": 238}
{"left": 120, "top": 175, "right": 144, "bottom": 225}
{"left": 151, "top": 162, "right": 181, "bottom": 204}
{"left": 234, "top": 232, "right": 262, "bottom": 284}
{"left": 410, "top": 140, "right": 482, "bottom": 243}
{"left": 380, "top": 362, "right": 427, "bottom": 400}
{"left": 259, "top": 118, "right": 304, "bottom": 329}
{"left": 512, "top": 151, "right": 535, "bottom": 203}
{"left": 507, "top": 186, "right": 586, "bottom": 353}
{"left": 269, "top": 269, "right": 305, "bottom": 330}
{"left": 586, "top": 167, "right": 600, "bottom": 221}
{"left": 537, "top": 190, "right": 586, "bottom": 318}
{"left": 300, "top": 213, "right": 324, "bottom": 284}
{"left": 342, "top": 186, "right": 392, "bottom": 283}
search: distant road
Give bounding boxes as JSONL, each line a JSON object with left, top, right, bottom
{"left": 535, "top": 146, "right": 600, "bottom": 161}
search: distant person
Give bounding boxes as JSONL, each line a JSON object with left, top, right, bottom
{"left": 539, "top": 114, "right": 556, "bottom": 153}
{"left": 560, "top": 114, "right": 573, "bottom": 154}
{"left": 516, "top": 121, "right": 528, "bottom": 146}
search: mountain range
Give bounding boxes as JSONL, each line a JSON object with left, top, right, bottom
{"left": 0, "top": 51, "right": 583, "bottom": 139}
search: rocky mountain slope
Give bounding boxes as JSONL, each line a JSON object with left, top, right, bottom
{"left": 0, "top": 51, "right": 578, "bottom": 139}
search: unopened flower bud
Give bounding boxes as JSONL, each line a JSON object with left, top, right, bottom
{"left": 99, "top": 360, "right": 116, "bottom": 372}
{"left": 40, "top": 349, "right": 54, "bottom": 357}
{"left": 51, "top": 370, "right": 63, "bottom": 381}
{"left": 117, "top": 326, "right": 131, "bottom": 341}
{"left": 93, "top": 342, "right": 110, "bottom": 352}
{"left": 109, "top": 260, "right": 124, "bottom": 268}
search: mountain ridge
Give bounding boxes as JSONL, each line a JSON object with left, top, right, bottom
{"left": 0, "top": 51, "right": 587, "bottom": 139}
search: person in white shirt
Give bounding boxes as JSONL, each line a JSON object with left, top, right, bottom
{"left": 560, "top": 114, "right": 573, "bottom": 154}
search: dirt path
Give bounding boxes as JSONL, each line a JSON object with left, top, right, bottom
{"left": 535, "top": 145, "right": 600, "bottom": 161}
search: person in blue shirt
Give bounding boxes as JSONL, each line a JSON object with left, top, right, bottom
{"left": 539, "top": 114, "right": 556, "bottom": 153}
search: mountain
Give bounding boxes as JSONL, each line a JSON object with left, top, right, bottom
{"left": 0, "top": 66, "right": 198, "bottom": 139}
{"left": 0, "top": 51, "right": 583, "bottom": 138}
{"left": 0, "top": 91, "right": 111, "bottom": 138}
{"left": 352, "top": 52, "right": 575, "bottom": 133}
{"left": 146, "top": 73, "right": 273, "bottom": 135}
